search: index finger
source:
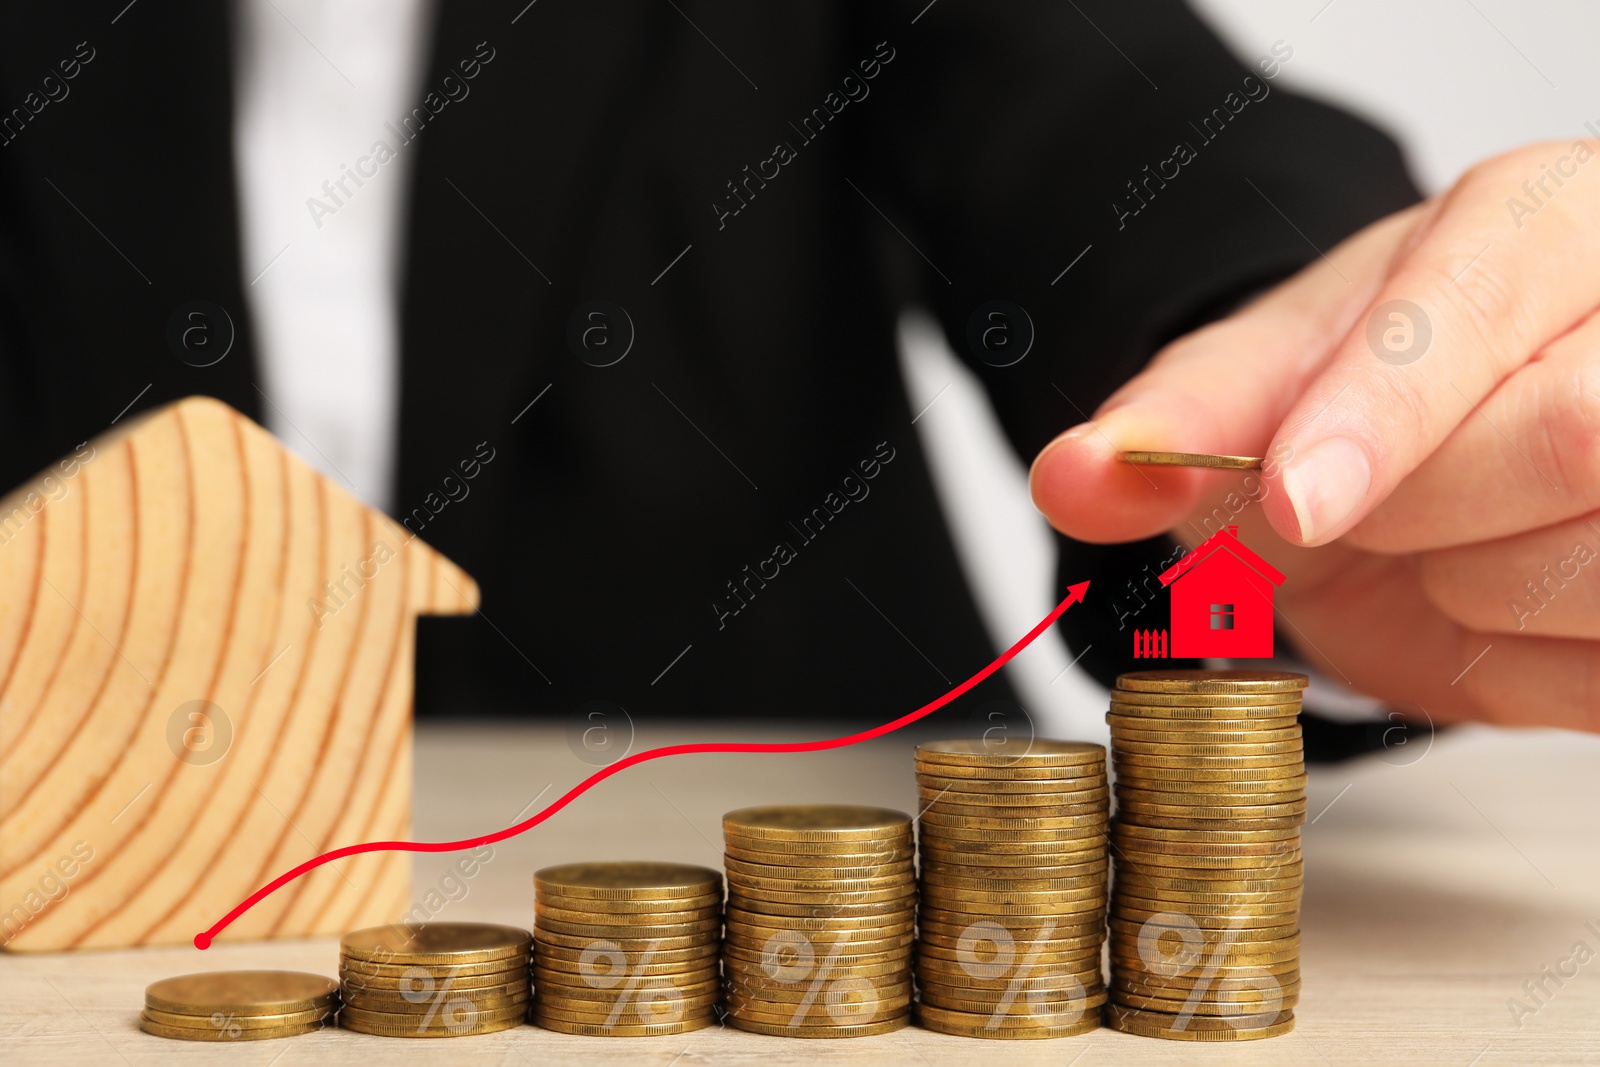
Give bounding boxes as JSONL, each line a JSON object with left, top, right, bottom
{"left": 1263, "top": 140, "right": 1600, "bottom": 546}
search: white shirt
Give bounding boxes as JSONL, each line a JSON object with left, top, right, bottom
{"left": 232, "top": 0, "right": 433, "bottom": 512}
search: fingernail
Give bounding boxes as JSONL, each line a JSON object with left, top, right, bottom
{"left": 1280, "top": 437, "right": 1371, "bottom": 543}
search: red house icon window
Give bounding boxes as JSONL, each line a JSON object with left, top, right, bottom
{"left": 1134, "top": 527, "right": 1284, "bottom": 660}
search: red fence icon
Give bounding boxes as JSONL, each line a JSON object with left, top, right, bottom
{"left": 1132, "top": 629, "right": 1169, "bottom": 659}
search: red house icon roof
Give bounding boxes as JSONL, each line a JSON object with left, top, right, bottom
{"left": 1158, "top": 526, "right": 1285, "bottom": 590}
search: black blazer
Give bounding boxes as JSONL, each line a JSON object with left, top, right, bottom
{"left": 0, "top": 2, "right": 1417, "bottom": 730}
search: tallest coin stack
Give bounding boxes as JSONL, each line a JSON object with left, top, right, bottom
{"left": 1104, "top": 670, "right": 1307, "bottom": 1042}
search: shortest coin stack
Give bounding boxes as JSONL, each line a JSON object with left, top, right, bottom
{"left": 532, "top": 861, "right": 723, "bottom": 1036}
{"left": 913, "top": 738, "right": 1110, "bottom": 1040}
{"left": 339, "top": 922, "right": 531, "bottom": 1037}
{"left": 723, "top": 805, "right": 916, "bottom": 1038}
{"left": 141, "top": 970, "right": 338, "bottom": 1041}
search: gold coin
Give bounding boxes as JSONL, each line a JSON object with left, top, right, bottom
{"left": 727, "top": 869, "right": 912, "bottom": 893}
{"left": 1109, "top": 700, "right": 1301, "bottom": 719}
{"left": 921, "top": 870, "right": 1106, "bottom": 894}
{"left": 534, "top": 902, "right": 719, "bottom": 927}
{"left": 139, "top": 1014, "right": 329, "bottom": 1041}
{"left": 1110, "top": 835, "right": 1299, "bottom": 857}
{"left": 727, "top": 895, "right": 913, "bottom": 919}
{"left": 915, "top": 956, "right": 1102, "bottom": 983}
{"left": 722, "top": 841, "right": 913, "bottom": 865}
{"left": 919, "top": 811, "right": 1108, "bottom": 832}
{"left": 343, "top": 987, "right": 529, "bottom": 1014}
{"left": 1120, "top": 799, "right": 1305, "bottom": 819}
{"left": 1113, "top": 979, "right": 1299, "bottom": 1004}
{"left": 918, "top": 799, "right": 1111, "bottom": 821}
{"left": 916, "top": 940, "right": 1103, "bottom": 967}
{"left": 919, "top": 845, "right": 1107, "bottom": 868}
{"left": 1114, "top": 874, "right": 1302, "bottom": 897}
{"left": 341, "top": 967, "right": 524, "bottom": 993}
{"left": 1113, "top": 738, "right": 1304, "bottom": 759}
{"left": 725, "top": 926, "right": 914, "bottom": 951}
{"left": 1112, "top": 823, "right": 1300, "bottom": 842}
{"left": 532, "top": 1012, "right": 714, "bottom": 1037}
{"left": 920, "top": 825, "right": 1107, "bottom": 846}
{"left": 914, "top": 760, "right": 1105, "bottom": 782}
{"left": 340, "top": 956, "right": 526, "bottom": 980}
{"left": 1114, "top": 994, "right": 1300, "bottom": 1020}
{"left": 1110, "top": 946, "right": 1300, "bottom": 970}
{"left": 535, "top": 962, "right": 715, "bottom": 987}
{"left": 728, "top": 881, "right": 913, "bottom": 903}
{"left": 1105, "top": 714, "right": 1300, "bottom": 734}
{"left": 919, "top": 856, "right": 1107, "bottom": 878}
{"left": 1105, "top": 1003, "right": 1294, "bottom": 1037}
{"left": 337, "top": 1001, "right": 528, "bottom": 1035}
{"left": 534, "top": 915, "right": 721, "bottom": 939}
{"left": 727, "top": 1013, "right": 911, "bottom": 1037}
{"left": 918, "top": 985, "right": 1106, "bottom": 1016}
{"left": 915, "top": 1002, "right": 1100, "bottom": 1038}
{"left": 724, "top": 805, "right": 912, "bottom": 843}
{"left": 1120, "top": 451, "right": 1262, "bottom": 470}
{"left": 140, "top": 1006, "right": 334, "bottom": 1030}
{"left": 920, "top": 880, "right": 1106, "bottom": 903}
{"left": 535, "top": 892, "right": 721, "bottom": 916}
{"left": 534, "top": 929, "right": 711, "bottom": 952}
{"left": 1116, "top": 783, "right": 1304, "bottom": 804}
{"left": 1111, "top": 850, "right": 1300, "bottom": 872}
{"left": 1114, "top": 895, "right": 1300, "bottom": 918}
{"left": 1114, "top": 884, "right": 1301, "bottom": 906}
{"left": 726, "top": 954, "right": 909, "bottom": 982}
{"left": 1113, "top": 752, "right": 1302, "bottom": 771}
{"left": 916, "top": 918, "right": 1105, "bottom": 944}
{"left": 726, "top": 908, "right": 915, "bottom": 930}
{"left": 1111, "top": 956, "right": 1300, "bottom": 980}
{"left": 723, "top": 941, "right": 911, "bottom": 969}
{"left": 534, "top": 861, "right": 722, "bottom": 901}
{"left": 144, "top": 970, "right": 340, "bottom": 1017}
{"left": 1109, "top": 914, "right": 1300, "bottom": 940}
{"left": 725, "top": 998, "right": 911, "bottom": 1027}
{"left": 918, "top": 775, "right": 1107, "bottom": 795}
{"left": 914, "top": 738, "right": 1106, "bottom": 768}
{"left": 723, "top": 854, "right": 914, "bottom": 879}
{"left": 537, "top": 980, "right": 719, "bottom": 1005}
{"left": 1113, "top": 765, "right": 1306, "bottom": 785}
{"left": 1109, "top": 724, "right": 1301, "bottom": 746}
{"left": 1116, "top": 670, "right": 1307, "bottom": 695}
{"left": 534, "top": 941, "right": 716, "bottom": 966}
{"left": 341, "top": 923, "right": 532, "bottom": 966}
{"left": 726, "top": 976, "right": 911, "bottom": 1003}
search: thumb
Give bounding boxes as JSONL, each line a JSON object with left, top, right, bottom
{"left": 1029, "top": 204, "right": 1426, "bottom": 545}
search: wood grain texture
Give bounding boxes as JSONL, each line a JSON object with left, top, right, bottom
{"left": 0, "top": 397, "right": 478, "bottom": 951}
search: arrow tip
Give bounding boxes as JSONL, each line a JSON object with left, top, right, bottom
{"left": 1065, "top": 580, "right": 1090, "bottom": 605}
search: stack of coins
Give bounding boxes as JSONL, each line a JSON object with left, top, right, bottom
{"left": 140, "top": 971, "right": 337, "bottom": 1041}
{"left": 532, "top": 861, "right": 723, "bottom": 1036}
{"left": 339, "top": 922, "right": 531, "bottom": 1037}
{"left": 1106, "top": 670, "right": 1306, "bottom": 1042}
{"left": 722, "top": 805, "right": 915, "bottom": 1038}
{"left": 913, "top": 738, "right": 1110, "bottom": 1039}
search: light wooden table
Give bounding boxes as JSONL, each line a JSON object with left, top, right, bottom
{"left": 4, "top": 720, "right": 1598, "bottom": 1065}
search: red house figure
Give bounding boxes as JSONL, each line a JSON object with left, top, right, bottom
{"left": 1156, "top": 526, "right": 1284, "bottom": 659}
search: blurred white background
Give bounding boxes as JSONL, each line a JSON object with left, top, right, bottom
{"left": 905, "top": 0, "right": 1599, "bottom": 741}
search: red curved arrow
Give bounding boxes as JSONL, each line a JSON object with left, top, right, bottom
{"left": 196, "top": 581, "right": 1090, "bottom": 948}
